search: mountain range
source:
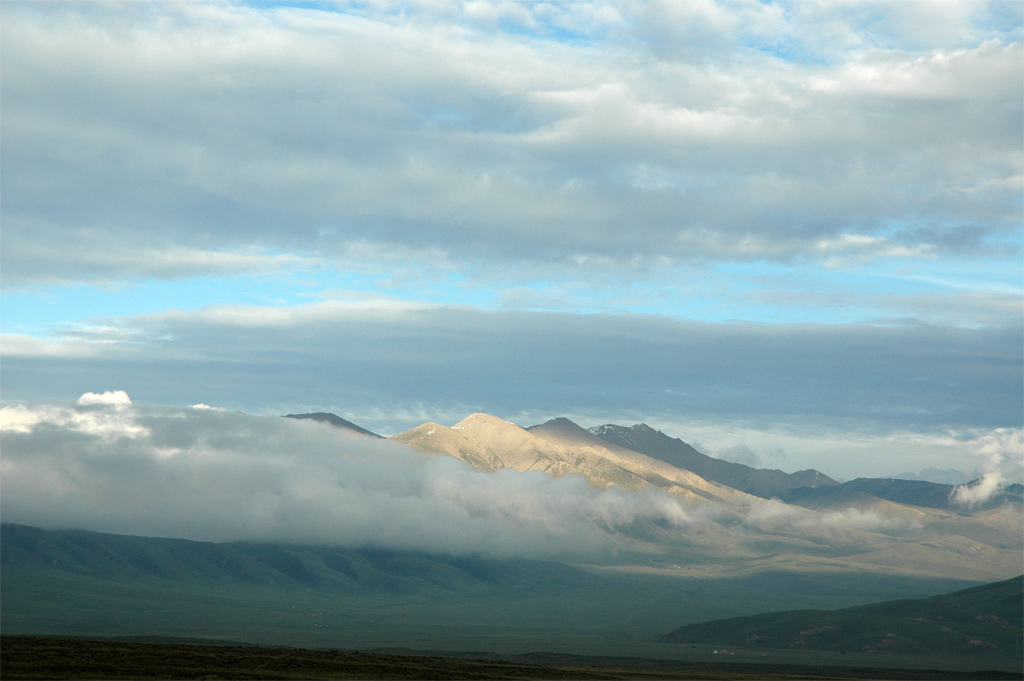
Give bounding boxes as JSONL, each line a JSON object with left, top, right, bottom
{"left": 391, "top": 413, "right": 745, "bottom": 503}
{"left": 3, "top": 409, "right": 1021, "bottom": 673}
{"left": 298, "top": 410, "right": 1021, "bottom": 511}
{"left": 285, "top": 411, "right": 1023, "bottom": 583}
{"left": 589, "top": 422, "right": 837, "bottom": 499}
{"left": 300, "top": 410, "right": 1020, "bottom": 509}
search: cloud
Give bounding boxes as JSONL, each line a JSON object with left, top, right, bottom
{"left": 3, "top": 301, "right": 1018, "bottom": 436}
{"left": 0, "top": 391, "right": 148, "bottom": 440}
{"left": 1, "top": 301, "right": 1018, "bottom": 481}
{"left": 716, "top": 444, "right": 762, "bottom": 468}
{"left": 951, "top": 427, "right": 1024, "bottom": 507}
{"left": 738, "top": 498, "right": 922, "bottom": 534}
{"left": 1, "top": 2, "right": 1019, "bottom": 286}
{"left": 0, "top": 396, "right": 691, "bottom": 559}
{"left": 0, "top": 2, "right": 1019, "bottom": 489}
{"left": 0, "top": 394, "right": 941, "bottom": 561}
{"left": 78, "top": 390, "right": 132, "bottom": 409}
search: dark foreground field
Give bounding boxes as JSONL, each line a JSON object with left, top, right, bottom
{"left": 2, "top": 636, "right": 1021, "bottom": 681}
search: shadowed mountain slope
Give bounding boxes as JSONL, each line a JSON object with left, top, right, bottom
{"left": 833, "top": 478, "right": 1024, "bottom": 511}
{"left": 782, "top": 480, "right": 1024, "bottom": 518}
{"left": 0, "top": 523, "right": 590, "bottom": 593}
{"left": 392, "top": 414, "right": 746, "bottom": 503}
{"left": 590, "top": 423, "right": 837, "bottom": 499}
{"left": 837, "top": 478, "right": 961, "bottom": 509}
{"left": 661, "top": 575, "right": 1024, "bottom": 659}
{"left": 284, "top": 412, "right": 382, "bottom": 438}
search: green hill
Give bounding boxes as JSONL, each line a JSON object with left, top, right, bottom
{"left": 662, "top": 575, "right": 1023, "bottom": 660}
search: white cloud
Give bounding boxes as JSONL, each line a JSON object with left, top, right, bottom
{"left": 77, "top": 390, "right": 132, "bottom": 409}
{"left": 0, "top": 395, "right": 956, "bottom": 562}
{"left": 1, "top": 1, "right": 1018, "bottom": 286}
{"left": 0, "top": 400, "right": 693, "bottom": 558}
{"left": 952, "top": 427, "right": 1024, "bottom": 506}
{"left": 0, "top": 334, "right": 104, "bottom": 358}
{"left": 738, "top": 497, "right": 922, "bottom": 534}
{"left": 1, "top": 391, "right": 148, "bottom": 440}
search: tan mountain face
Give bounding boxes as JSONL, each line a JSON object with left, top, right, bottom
{"left": 391, "top": 413, "right": 748, "bottom": 504}
{"left": 390, "top": 413, "right": 1023, "bottom": 583}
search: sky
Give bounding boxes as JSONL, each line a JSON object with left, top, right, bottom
{"left": 1, "top": 0, "right": 1022, "bottom": 482}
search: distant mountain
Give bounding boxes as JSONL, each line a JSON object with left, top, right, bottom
{"left": 893, "top": 467, "right": 976, "bottom": 485}
{"left": 392, "top": 414, "right": 746, "bottom": 503}
{"left": 661, "top": 575, "right": 1023, "bottom": 659}
{"left": 284, "top": 412, "right": 382, "bottom": 438}
{"left": 590, "top": 423, "right": 837, "bottom": 500}
{"left": 388, "top": 415, "right": 1023, "bottom": 582}
{"left": 785, "top": 478, "right": 1024, "bottom": 512}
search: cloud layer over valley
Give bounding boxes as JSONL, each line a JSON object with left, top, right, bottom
{"left": 0, "top": 394, "right": 692, "bottom": 559}
{"left": 3, "top": 394, "right": 1019, "bottom": 575}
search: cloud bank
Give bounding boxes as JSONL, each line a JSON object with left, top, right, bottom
{"left": 3, "top": 301, "right": 1018, "bottom": 432}
{"left": 2, "top": 1, "right": 1019, "bottom": 286}
{"left": 0, "top": 394, "right": 690, "bottom": 559}
{"left": 952, "top": 428, "right": 1024, "bottom": 507}
{"left": 2, "top": 393, "right": 997, "bottom": 561}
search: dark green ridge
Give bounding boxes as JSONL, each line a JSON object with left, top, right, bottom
{"left": 662, "top": 575, "right": 1024, "bottom": 661}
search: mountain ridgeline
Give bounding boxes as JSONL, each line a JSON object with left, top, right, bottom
{"left": 588, "top": 422, "right": 1023, "bottom": 511}
{"left": 299, "top": 409, "right": 1022, "bottom": 516}
{"left": 391, "top": 413, "right": 746, "bottom": 504}
{"left": 284, "top": 412, "right": 383, "bottom": 438}
{"left": 589, "top": 422, "right": 837, "bottom": 500}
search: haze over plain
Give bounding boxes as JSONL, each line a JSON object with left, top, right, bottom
{"left": 1, "top": 0, "right": 1021, "bottom": 482}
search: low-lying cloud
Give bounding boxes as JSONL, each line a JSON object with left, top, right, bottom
{"left": 0, "top": 394, "right": 691, "bottom": 559}
{"left": 0, "top": 392, "right": 953, "bottom": 564}
{"left": 951, "top": 428, "right": 1023, "bottom": 507}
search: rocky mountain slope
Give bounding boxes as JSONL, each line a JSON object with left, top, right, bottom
{"left": 392, "top": 413, "right": 748, "bottom": 504}
{"left": 386, "top": 413, "right": 1022, "bottom": 582}
{"left": 590, "top": 423, "right": 836, "bottom": 499}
